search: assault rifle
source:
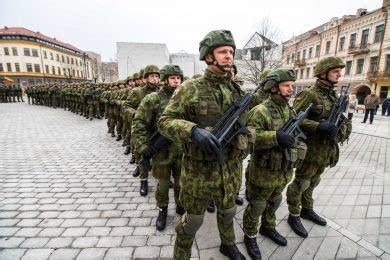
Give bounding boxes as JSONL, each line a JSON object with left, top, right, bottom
{"left": 211, "top": 79, "right": 266, "bottom": 164}
{"left": 139, "top": 131, "right": 171, "bottom": 172}
{"left": 326, "top": 84, "right": 350, "bottom": 143}
{"left": 278, "top": 103, "right": 312, "bottom": 162}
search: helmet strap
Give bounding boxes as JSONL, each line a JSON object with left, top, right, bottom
{"left": 207, "top": 54, "right": 231, "bottom": 74}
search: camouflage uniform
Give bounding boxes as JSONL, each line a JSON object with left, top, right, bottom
{"left": 158, "top": 68, "right": 251, "bottom": 259}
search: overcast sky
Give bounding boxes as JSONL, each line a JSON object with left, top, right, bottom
{"left": 1, "top": 0, "right": 383, "bottom": 61}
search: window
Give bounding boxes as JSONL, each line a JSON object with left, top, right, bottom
{"left": 12, "top": 47, "right": 18, "bottom": 56}
{"left": 349, "top": 33, "right": 357, "bottom": 48}
{"left": 386, "top": 55, "right": 390, "bottom": 72}
{"left": 81, "top": 71, "right": 83, "bottom": 78}
{"left": 76, "top": 70, "right": 79, "bottom": 77}
{"left": 306, "top": 68, "right": 310, "bottom": 79}
{"left": 345, "top": 60, "right": 352, "bottom": 75}
{"left": 374, "top": 24, "right": 385, "bottom": 43}
{"left": 291, "top": 53, "right": 295, "bottom": 62}
{"left": 325, "top": 41, "right": 331, "bottom": 54}
{"left": 308, "top": 47, "right": 313, "bottom": 59}
{"left": 380, "top": 86, "right": 389, "bottom": 99}
{"left": 63, "top": 68, "right": 66, "bottom": 75}
{"left": 6, "top": 63, "right": 12, "bottom": 72}
{"left": 3, "top": 47, "right": 9, "bottom": 55}
{"left": 369, "top": 56, "right": 378, "bottom": 72}
{"left": 26, "top": 63, "right": 33, "bottom": 72}
{"left": 302, "top": 49, "right": 306, "bottom": 60}
{"left": 339, "top": 37, "right": 345, "bottom": 51}
{"left": 50, "top": 52, "right": 53, "bottom": 60}
{"left": 71, "top": 58, "right": 74, "bottom": 65}
{"left": 66, "top": 56, "right": 70, "bottom": 64}
{"left": 75, "top": 60, "right": 78, "bottom": 66}
{"left": 45, "top": 65, "right": 49, "bottom": 73}
{"left": 52, "top": 66, "right": 56, "bottom": 75}
{"left": 57, "top": 67, "right": 61, "bottom": 75}
{"left": 0, "top": 63, "right": 3, "bottom": 72}
{"left": 297, "top": 51, "right": 301, "bottom": 61}
{"left": 300, "top": 69, "right": 304, "bottom": 79}
{"left": 24, "top": 48, "right": 30, "bottom": 56}
{"left": 56, "top": 54, "right": 59, "bottom": 61}
{"left": 34, "top": 64, "right": 41, "bottom": 73}
{"left": 287, "top": 54, "right": 290, "bottom": 64}
{"left": 315, "top": 45, "right": 320, "bottom": 57}
{"left": 61, "top": 55, "right": 65, "bottom": 62}
{"left": 251, "top": 49, "right": 261, "bottom": 60}
{"left": 361, "top": 29, "right": 369, "bottom": 46}
{"left": 356, "top": 58, "right": 364, "bottom": 74}
{"left": 15, "top": 63, "right": 20, "bottom": 72}
{"left": 43, "top": 50, "right": 47, "bottom": 59}
{"left": 32, "top": 49, "right": 38, "bottom": 57}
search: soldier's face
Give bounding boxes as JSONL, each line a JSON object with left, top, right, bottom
{"left": 327, "top": 68, "right": 342, "bottom": 83}
{"left": 278, "top": 81, "right": 294, "bottom": 98}
{"left": 167, "top": 75, "right": 181, "bottom": 88}
{"left": 207, "top": 46, "right": 234, "bottom": 74}
{"left": 147, "top": 74, "right": 159, "bottom": 85}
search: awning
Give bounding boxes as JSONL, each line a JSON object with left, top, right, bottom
{"left": 3, "top": 77, "right": 14, "bottom": 82}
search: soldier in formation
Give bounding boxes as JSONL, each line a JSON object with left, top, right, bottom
{"left": 0, "top": 84, "right": 24, "bottom": 103}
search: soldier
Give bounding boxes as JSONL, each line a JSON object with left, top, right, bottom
{"left": 242, "top": 69, "right": 307, "bottom": 259}
{"left": 16, "top": 84, "right": 24, "bottom": 102}
{"left": 123, "top": 72, "right": 140, "bottom": 154}
{"left": 158, "top": 30, "right": 251, "bottom": 259}
{"left": 132, "top": 64, "right": 185, "bottom": 231}
{"left": 0, "top": 84, "right": 5, "bottom": 102}
{"left": 286, "top": 57, "right": 351, "bottom": 237}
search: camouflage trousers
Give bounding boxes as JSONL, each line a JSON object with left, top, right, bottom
{"left": 114, "top": 107, "right": 123, "bottom": 136}
{"left": 286, "top": 161, "right": 326, "bottom": 215}
{"left": 173, "top": 190, "right": 237, "bottom": 260}
{"left": 108, "top": 106, "right": 116, "bottom": 132}
{"left": 88, "top": 100, "right": 101, "bottom": 118}
{"left": 243, "top": 172, "right": 291, "bottom": 237}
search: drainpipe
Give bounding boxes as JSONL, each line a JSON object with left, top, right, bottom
{"left": 376, "top": 7, "right": 388, "bottom": 94}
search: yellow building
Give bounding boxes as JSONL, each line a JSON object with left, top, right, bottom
{"left": 0, "top": 27, "right": 93, "bottom": 87}
{"left": 282, "top": 0, "right": 390, "bottom": 104}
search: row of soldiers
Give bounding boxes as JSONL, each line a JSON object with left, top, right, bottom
{"left": 23, "top": 29, "right": 351, "bottom": 260}
{"left": 0, "top": 84, "right": 24, "bottom": 103}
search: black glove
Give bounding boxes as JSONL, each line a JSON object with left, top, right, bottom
{"left": 276, "top": 131, "right": 294, "bottom": 149}
{"left": 191, "top": 127, "right": 221, "bottom": 155}
{"left": 317, "top": 121, "right": 338, "bottom": 139}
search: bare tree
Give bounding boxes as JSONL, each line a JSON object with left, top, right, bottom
{"left": 237, "top": 17, "right": 282, "bottom": 85}
{"left": 90, "top": 57, "right": 101, "bottom": 83}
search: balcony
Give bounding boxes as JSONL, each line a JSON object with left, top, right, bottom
{"left": 367, "top": 70, "right": 390, "bottom": 78}
{"left": 294, "top": 59, "right": 306, "bottom": 67}
{"left": 348, "top": 43, "right": 370, "bottom": 55}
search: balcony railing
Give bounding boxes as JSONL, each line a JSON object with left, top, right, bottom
{"left": 367, "top": 70, "right": 390, "bottom": 78}
{"left": 348, "top": 43, "right": 370, "bottom": 55}
{"left": 294, "top": 59, "right": 306, "bottom": 67}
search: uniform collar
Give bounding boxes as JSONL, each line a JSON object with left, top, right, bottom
{"left": 204, "top": 69, "right": 232, "bottom": 85}
{"left": 270, "top": 94, "right": 289, "bottom": 106}
{"left": 315, "top": 79, "right": 335, "bottom": 95}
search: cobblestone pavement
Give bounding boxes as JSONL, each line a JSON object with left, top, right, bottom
{"left": 0, "top": 102, "right": 389, "bottom": 259}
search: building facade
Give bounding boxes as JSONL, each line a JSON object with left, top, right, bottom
{"left": 0, "top": 27, "right": 93, "bottom": 87}
{"left": 282, "top": 0, "right": 390, "bottom": 103}
{"left": 101, "top": 62, "right": 118, "bottom": 83}
{"left": 85, "top": 51, "right": 102, "bottom": 83}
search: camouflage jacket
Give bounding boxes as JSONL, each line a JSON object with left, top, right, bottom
{"left": 158, "top": 69, "right": 249, "bottom": 200}
{"left": 132, "top": 85, "right": 181, "bottom": 157}
{"left": 247, "top": 95, "right": 306, "bottom": 187}
{"left": 123, "top": 83, "right": 157, "bottom": 110}
{"left": 294, "top": 79, "right": 352, "bottom": 167}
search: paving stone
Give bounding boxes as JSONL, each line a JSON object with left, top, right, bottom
{"left": 105, "top": 247, "right": 134, "bottom": 259}
{"left": 0, "top": 237, "right": 25, "bottom": 248}
{"left": 21, "top": 249, "right": 54, "bottom": 260}
{"left": 133, "top": 246, "right": 160, "bottom": 258}
{"left": 60, "top": 218, "right": 86, "bottom": 227}
{"left": 72, "top": 237, "right": 99, "bottom": 248}
{"left": 105, "top": 218, "right": 129, "bottom": 226}
{"left": 86, "top": 227, "right": 111, "bottom": 237}
{"left": 121, "top": 236, "right": 148, "bottom": 246}
{"left": 45, "top": 237, "right": 74, "bottom": 248}
{"left": 20, "top": 237, "right": 50, "bottom": 248}
{"left": 14, "top": 227, "right": 42, "bottom": 237}
{"left": 109, "top": 227, "right": 134, "bottom": 236}
{"left": 292, "top": 237, "right": 323, "bottom": 259}
{"left": 49, "top": 249, "right": 80, "bottom": 260}
{"left": 0, "top": 249, "right": 26, "bottom": 260}
{"left": 96, "top": 236, "right": 123, "bottom": 247}
{"left": 76, "top": 248, "right": 107, "bottom": 260}
{"left": 0, "top": 227, "right": 20, "bottom": 236}
{"left": 62, "top": 227, "right": 88, "bottom": 237}
{"left": 83, "top": 218, "right": 107, "bottom": 227}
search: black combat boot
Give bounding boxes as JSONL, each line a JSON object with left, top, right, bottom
{"left": 107, "top": 128, "right": 111, "bottom": 133}
{"left": 132, "top": 166, "right": 140, "bottom": 177}
{"left": 259, "top": 225, "right": 287, "bottom": 246}
{"left": 220, "top": 244, "right": 246, "bottom": 260}
{"left": 156, "top": 207, "right": 168, "bottom": 231}
{"left": 300, "top": 208, "right": 327, "bottom": 226}
{"left": 111, "top": 131, "right": 116, "bottom": 137}
{"left": 245, "top": 189, "right": 251, "bottom": 202}
{"left": 124, "top": 146, "right": 131, "bottom": 155}
{"left": 122, "top": 140, "right": 127, "bottom": 147}
{"left": 207, "top": 201, "right": 215, "bottom": 213}
{"left": 140, "top": 180, "right": 148, "bottom": 196}
{"left": 244, "top": 235, "right": 261, "bottom": 260}
{"left": 176, "top": 205, "right": 185, "bottom": 216}
{"left": 116, "top": 135, "right": 122, "bottom": 141}
{"left": 129, "top": 154, "right": 136, "bottom": 164}
{"left": 85, "top": 115, "right": 89, "bottom": 119}
{"left": 287, "top": 214, "right": 308, "bottom": 238}
{"left": 89, "top": 117, "right": 93, "bottom": 121}
{"left": 235, "top": 195, "right": 244, "bottom": 206}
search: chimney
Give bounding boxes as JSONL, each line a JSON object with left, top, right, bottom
{"left": 356, "top": 8, "right": 368, "bottom": 17}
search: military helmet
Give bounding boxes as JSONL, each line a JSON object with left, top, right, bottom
{"left": 133, "top": 72, "right": 139, "bottom": 80}
{"left": 143, "top": 65, "right": 160, "bottom": 78}
{"left": 139, "top": 69, "right": 144, "bottom": 79}
{"left": 199, "top": 30, "right": 236, "bottom": 60}
{"left": 160, "top": 65, "right": 184, "bottom": 80}
{"left": 192, "top": 73, "right": 202, "bottom": 79}
{"left": 314, "top": 57, "right": 345, "bottom": 77}
{"left": 263, "top": 69, "right": 296, "bottom": 91}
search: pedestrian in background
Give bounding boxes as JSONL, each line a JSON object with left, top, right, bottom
{"left": 362, "top": 91, "right": 380, "bottom": 124}
{"left": 347, "top": 94, "right": 358, "bottom": 120}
